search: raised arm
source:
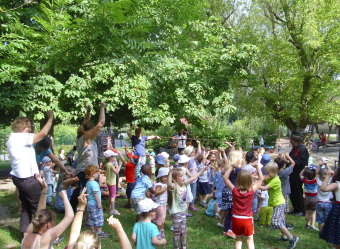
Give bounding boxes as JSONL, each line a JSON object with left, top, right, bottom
{"left": 84, "top": 101, "right": 92, "bottom": 121}
{"left": 68, "top": 188, "right": 88, "bottom": 249}
{"left": 320, "top": 171, "right": 338, "bottom": 192}
{"left": 284, "top": 153, "right": 295, "bottom": 167}
{"left": 106, "top": 137, "right": 113, "bottom": 150}
{"left": 223, "top": 166, "right": 234, "bottom": 191}
{"left": 167, "top": 166, "right": 175, "bottom": 190}
{"left": 185, "top": 165, "right": 205, "bottom": 185}
{"left": 33, "top": 111, "right": 53, "bottom": 144}
{"left": 193, "top": 141, "right": 201, "bottom": 160}
{"left": 112, "top": 161, "right": 122, "bottom": 175}
{"left": 117, "top": 150, "right": 127, "bottom": 165}
{"left": 42, "top": 190, "right": 74, "bottom": 247}
{"left": 299, "top": 166, "right": 307, "bottom": 180}
{"left": 146, "top": 135, "right": 161, "bottom": 141}
{"left": 253, "top": 163, "right": 264, "bottom": 191}
{"left": 48, "top": 152, "right": 71, "bottom": 176}
{"left": 107, "top": 216, "right": 132, "bottom": 249}
{"left": 83, "top": 102, "right": 106, "bottom": 140}
{"left": 127, "top": 124, "right": 135, "bottom": 139}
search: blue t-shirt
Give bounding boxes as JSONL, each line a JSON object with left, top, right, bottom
{"left": 131, "top": 136, "right": 148, "bottom": 157}
{"left": 86, "top": 180, "right": 101, "bottom": 206}
{"left": 36, "top": 149, "right": 52, "bottom": 164}
{"left": 131, "top": 175, "right": 152, "bottom": 199}
{"left": 55, "top": 183, "right": 73, "bottom": 212}
{"left": 133, "top": 221, "right": 159, "bottom": 249}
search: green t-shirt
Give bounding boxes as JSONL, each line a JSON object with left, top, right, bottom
{"left": 265, "top": 176, "right": 285, "bottom": 207}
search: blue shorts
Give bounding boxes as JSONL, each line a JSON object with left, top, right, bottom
{"left": 126, "top": 182, "right": 136, "bottom": 199}
{"left": 87, "top": 204, "right": 104, "bottom": 227}
{"left": 197, "top": 182, "right": 212, "bottom": 195}
{"left": 316, "top": 202, "right": 332, "bottom": 223}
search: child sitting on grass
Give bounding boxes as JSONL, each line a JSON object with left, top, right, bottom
{"left": 260, "top": 162, "right": 299, "bottom": 249}
{"left": 132, "top": 198, "right": 167, "bottom": 249}
{"left": 85, "top": 165, "right": 108, "bottom": 238}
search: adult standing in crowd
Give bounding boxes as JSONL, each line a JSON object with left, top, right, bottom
{"left": 7, "top": 111, "right": 54, "bottom": 234}
{"left": 175, "top": 129, "right": 188, "bottom": 155}
{"left": 127, "top": 124, "right": 161, "bottom": 166}
{"left": 289, "top": 131, "right": 309, "bottom": 216}
{"left": 70, "top": 102, "right": 105, "bottom": 210}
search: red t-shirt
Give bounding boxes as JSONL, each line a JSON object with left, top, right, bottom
{"left": 321, "top": 137, "right": 326, "bottom": 143}
{"left": 125, "top": 162, "right": 136, "bottom": 183}
{"left": 232, "top": 187, "right": 254, "bottom": 217}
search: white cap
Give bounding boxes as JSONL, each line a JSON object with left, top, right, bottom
{"left": 138, "top": 198, "right": 159, "bottom": 213}
{"left": 157, "top": 167, "right": 169, "bottom": 178}
{"left": 103, "top": 150, "right": 118, "bottom": 158}
{"left": 160, "top": 151, "right": 170, "bottom": 159}
{"left": 178, "top": 154, "right": 190, "bottom": 163}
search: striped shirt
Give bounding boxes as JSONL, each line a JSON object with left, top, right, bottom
{"left": 302, "top": 178, "right": 317, "bottom": 197}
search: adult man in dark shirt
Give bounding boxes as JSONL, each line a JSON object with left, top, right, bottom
{"left": 289, "top": 131, "right": 309, "bottom": 216}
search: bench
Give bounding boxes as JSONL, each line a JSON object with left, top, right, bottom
{"left": 252, "top": 145, "right": 275, "bottom": 152}
{"left": 317, "top": 141, "right": 340, "bottom": 153}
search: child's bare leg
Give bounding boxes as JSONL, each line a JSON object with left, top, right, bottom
{"left": 235, "top": 235, "right": 243, "bottom": 249}
{"left": 279, "top": 226, "right": 292, "bottom": 239}
{"left": 318, "top": 223, "right": 323, "bottom": 231}
{"left": 110, "top": 197, "right": 115, "bottom": 211}
{"left": 305, "top": 210, "right": 310, "bottom": 225}
{"left": 219, "top": 210, "right": 227, "bottom": 224}
{"left": 96, "top": 226, "right": 102, "bottom": 233}
{"left": 310, "top": 211, "right": 316, "bottom": 227}
{"left": 246, "top": 236, "right": 255, "bottom": 249}
{"left": 91, "top": 225, "right": 95, "bottom": 232}
{"left": 203, "top": 193, "right": 212, "bottom": 203}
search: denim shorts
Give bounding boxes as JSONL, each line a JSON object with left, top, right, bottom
{"left": 316, "top": 202, "right": 332, "bottom": 223}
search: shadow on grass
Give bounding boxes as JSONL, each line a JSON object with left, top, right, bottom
{"left": 0, "top": 225, "right": 21, "bottom": 249}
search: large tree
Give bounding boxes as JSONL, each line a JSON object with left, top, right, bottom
{"left": 230, "top": 0, "right": 340, "bottom": 131}
{"left": 0, "top": 0, "right": 256, "bottom": 128}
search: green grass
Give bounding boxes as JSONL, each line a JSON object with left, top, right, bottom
{"left": 0, "top": 189, "right": 333, "bottom": 249}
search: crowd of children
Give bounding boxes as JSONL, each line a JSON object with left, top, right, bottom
{"left": 9, "top": 112, "right": 340, "bottom": 249}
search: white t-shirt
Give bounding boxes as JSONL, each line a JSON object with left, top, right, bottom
{"left": 7, "top": 133, "right": 38, "bottom": 178}
{"left": 259, "top": 190, "right": 269, "bottom": 208}
{"left": 317, "top": 178, "right": 333, "bottom": 202}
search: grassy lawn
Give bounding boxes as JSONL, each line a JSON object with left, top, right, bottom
{"left": 0, "top": 189, "right": 333, "bottom": 249}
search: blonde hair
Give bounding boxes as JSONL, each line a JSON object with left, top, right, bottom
{"left": 32, "top": 209, "right": 56, "bottom": 233}
{"left": 235, "top": 170, "right": 253, "bottom": 191}
{"left": 264, "top": 162, "right": 278, "bottom": 177}
{"left": 257, "top": 147, "right": 265, "bottom": 155}
{"left": 74, "top": 230, "right": 100, "bottom": 249}
{"left": 11, "top": 117, "right": 32, "bottom": 132}
{"left": 168, "top": 168, "right": 184, "bottom": 208}
{"left": 227, "top": 150, "right": 243, "bottom": 168}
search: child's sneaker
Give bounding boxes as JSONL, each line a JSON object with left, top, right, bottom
{"left": 97, "top": 231, "right": 109, "bottom": 238}
{"left": 200, "top": 201, "right": 207, "bottom": 207}
{"left": 288, "top": 236, "right": 299, "bottom": 249}
{"left": 217, "top": 222, "right": 224, "bottom": 228}
{"left": 223, "top": 230, "right": 236, "bottom": 239}
{"left": 110, "top": 210, "right": 121, "bottom": 215}
{"left": 188, "top": 205, "right": 199, "bottom": 211}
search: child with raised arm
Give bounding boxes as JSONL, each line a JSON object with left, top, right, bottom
{"left": 22, "top": 174, "right": 74, "bottom": 249}
{"left": 167, "top": 164, "right": 206, "bottom": 249}
{"left": 131, "top": 164, "right": 155, "bottom": 222}
{"left": 319, "top": 168, "right": 340, "bottom": 249}
{"left": 299, "top": 165, "right": 318, "bottom": 230}
{"left": 315, "top": 163, "right": 333, "bottom": 232}
{"left": 103, "top": 149, "right": 122, "bottom": 215}
{"left": 68, "top": 188, "right": 132, "bottom": 249}
{"left": 132, "top": 198, "right": 166, "bottom": 249}
{"left": 260, "top": 162, "right": 299, "bottom": 249}
{"left": 223, "top": 159, "right": 263, "bottom": 249}
{"left": 85, "top": 165, "right": 108, "bottom": 238}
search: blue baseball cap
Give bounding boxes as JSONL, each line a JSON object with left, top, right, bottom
{"left": 155, "top": 155, "right": 165, "bottom": 165}
{"left": 260, "top": 154, "right": 271, "bottom": 166}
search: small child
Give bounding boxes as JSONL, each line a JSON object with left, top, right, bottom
{"left": 223, "top": 157, "right": 263, "bottom": 249}
{"left": 299, "top": 165, "right": 318, "bottom": 230}
{"left": 167, "top": 164, "right": 206, "bottom": 249}
{"left": 154, "top": 154, "right": 165, "bottom": 181}
{"left": 258, "top": 188, "right": 273, "bottom": 227}
{"left": 131, "top": 164, "right": 155, "bottom": 222}
{"left": 154, "top": 167, "right": 169, "bottom": 239}
{"left": 85, "top": 164, "right": 108, "bottom": 238}
{"left": 132, "top": 198, "right": 167, "bottom": 249}
{"left": 315, "top": 165, "right": 333, "bottom": 232}
{"left": 319, "top": 168, "right": 340, "bottom": 248}
{"left": 117, "top": 146, "right": 138, "bottom": 208}
{"left": 205, "top": 192, "right": 218, "bottom": 217}
{"left": 103, "top": 149, "right": 122, "bottom": 215}
{"left": 197, "top": 151, "right": 212, "bottom": 207}
{"left": 173, "top": 154, "right": 181, "bottom": 168}
{"left": 41, "top": 156, "right": 54, "bottom": 206}
{"left": 148, "top": 151, "right": 156, "bottom": 172}
{"left": 261, "top": 162, "right": 299, "bottom": 249}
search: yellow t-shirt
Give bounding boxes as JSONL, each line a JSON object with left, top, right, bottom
{"left": 106, "top": 162, "right": 117, "bottom": 186}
